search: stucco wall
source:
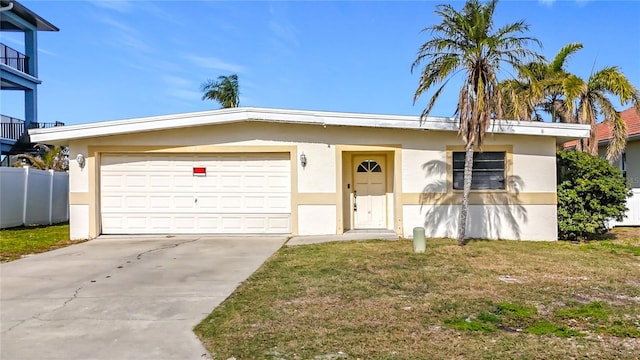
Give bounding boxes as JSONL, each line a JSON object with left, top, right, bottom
{"left": 298, "top": 205, "right": 337, "bottom": 235}
{"left": 402, "top": 204, "right": 557, "bottom": 241}
{"left": 68, "top": 121, "right": 559, "bottom": 240}
{"left": 626, "top": 140, "right": 640, "bottom": 189}
{"left": 598, "top": 139, "right": 640, "bottom": 189}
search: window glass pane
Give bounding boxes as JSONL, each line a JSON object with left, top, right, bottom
{"left": 452, "top": 151, "right": 505, "bottom": 190}
{"left": 452, "top": 153, "right": 465, "bottom": 170}
{"left": 472, "top": 159, "right": 504, "bottom": 170}
{"left": 453, "top": 171, "right": 464, "bottom": 190}
{"left": 357, "top": 160, "right": 382, "bottom": 173}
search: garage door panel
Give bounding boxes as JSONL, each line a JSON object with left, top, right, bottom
{"left": 149, "top": 175, "right": 171, "bottom": 188}
{"left": 173, "top": 217, "right": 197, "bottom": 230}
{"left": 150, "top": 217, "right": 173, "bottom": 230}
{"left": 169, "top": 196, "right": 193, "bottom": 209}
{"left": 267, "top": 196, "right": 291, "bottom": 210}
{"left": 101, "top": 153, "right": 291, "bottom": 234}
{"left": 220, "top": 175, "right": 242, "bottom": 188}
{"left": 125, "top": 196, "right": 146, "bottom": 208}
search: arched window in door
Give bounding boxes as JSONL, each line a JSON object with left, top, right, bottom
{"left": 356, "top": 160, "right": 382, "bottom": 173}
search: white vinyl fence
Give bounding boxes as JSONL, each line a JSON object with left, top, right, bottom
{"left": 613, "top": 188, "right": 640, "bottom": 227}
{"left": 0, "top": 167, "right": 69, "bottom": 229}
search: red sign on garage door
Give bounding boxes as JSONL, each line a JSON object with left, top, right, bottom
{"left": 193, "top": 167, "right": 206, "bottom": 176}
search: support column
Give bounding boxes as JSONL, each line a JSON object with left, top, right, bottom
{"left": 24, "top": 28, "right": 38, "bottom": 77}
{"left": 24, "top": 88, "right": 37, "bottom": 128}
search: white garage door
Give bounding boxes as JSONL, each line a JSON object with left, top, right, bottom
{"left": 100, "top": 153, "right": 291, "bottom": 234}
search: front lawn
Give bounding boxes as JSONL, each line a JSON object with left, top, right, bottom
{"left": 0, "top": 223, "right": 83, "bottom": 262}
{"left": 195, "top": 229, "right": 640, "bottom": 359}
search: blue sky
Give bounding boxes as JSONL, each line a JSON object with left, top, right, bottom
{"left": 2, "top": 0, "right": 639, "bottom": 125}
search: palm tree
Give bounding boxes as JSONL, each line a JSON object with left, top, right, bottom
{"left": 574, "top": 67, "right": 640, "bottom": 160}
{"left": 504, "top": 43, "right": 640, "bottom": 160}
{"left": 500, "top": 43, "right": 584, "bottom": 122}
{"left": 201, "top": 74, "right": 239, "bottom": 108}
{"left": 412, "top": 0, "right": 541, "bottom": 245}
{"left": 13, "top": 144, "right": 68, "bottom": 171}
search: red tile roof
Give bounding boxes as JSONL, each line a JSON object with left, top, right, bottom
{"left": 563, "top": 107, "right": 640, "bottom": 148}
{"left": 595, "top": 107, "right": 640, "bottom": 142}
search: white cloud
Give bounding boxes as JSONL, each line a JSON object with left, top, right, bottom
{"left": 39, "top": 48, "right": 58, "bottom": 57}
{"left": 89, "top": 0, "right": 133, "bottom": 13}
{"left": 269, "top": 20, "right": 299, "bottom": 48}
{"left": 166, "top": 89, "right": 202, "bottom": 102}
{"left": 162, "top": 75, "right": 193, "bottom": 88}
{"left": 98, "top": 17, "right": 135, "bottom": 33}
{"left": 539, "top": 0, "right": 592, "bottom": 6}
{"left": 184, "top": 55, "right": 245, "bottom": 74}
{"left": 96, "top": 16, "right": 151, "bottom": 53}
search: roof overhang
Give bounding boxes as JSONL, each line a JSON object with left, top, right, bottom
{"left": 30, "top": 107, "right": 591, "bottom": 146}
{"left": 0, "top": 0, "right": 59, "bottom": 32}
{"left": 597, "top": 133, "right": 640, "bottom": 146}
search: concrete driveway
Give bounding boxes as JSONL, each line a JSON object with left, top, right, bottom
{"left": 1, "top": 235, "right": 286, "bottom": 360}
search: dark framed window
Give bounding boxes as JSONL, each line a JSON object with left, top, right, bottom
{"left": 453, "top": 151, "right": 506, "bottom": 190}
{"left": 356, "top": 160, "right": 382, "bottom": 173}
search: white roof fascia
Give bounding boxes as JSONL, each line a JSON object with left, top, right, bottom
{"left": 30, "top": 107, "right": 590, "bottom": 144}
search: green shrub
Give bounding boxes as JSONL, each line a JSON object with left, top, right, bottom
{"left": 556, "top": 150, "right": 630, "bottom": 241}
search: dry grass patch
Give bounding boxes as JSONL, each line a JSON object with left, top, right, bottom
{"left": 195, "top": 232, "right": 640, "bottom": 359}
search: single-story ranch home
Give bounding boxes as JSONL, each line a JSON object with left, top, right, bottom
{"left": 30, "top": 107, "right": 590, "bottom": 241}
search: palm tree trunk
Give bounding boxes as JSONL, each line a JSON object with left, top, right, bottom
{"left": 457, "top": 146, "right": 474, "bottom": 246}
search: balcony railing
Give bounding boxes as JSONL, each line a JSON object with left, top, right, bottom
{"left": 1, "top": 115, "right": 64, "bottom": 142}
{"left": 0, "top": 43, "right": 30, "bottom": 74}
{"left": 1, "top": 115, "right": 25, "bottom": 141}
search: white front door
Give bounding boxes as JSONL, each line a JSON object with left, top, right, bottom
{"left": 353, "top": 155, "right": 386, "bottom": 228}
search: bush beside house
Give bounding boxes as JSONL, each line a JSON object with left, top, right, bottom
{"left": 557, "top": 150, "right": 630, "bottom": 240}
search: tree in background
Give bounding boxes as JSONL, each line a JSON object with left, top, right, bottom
{"left": 557, "top": 150, "right": 630, "bottom": 240}
{"left": 13, "top": 144, "right": 68, "bottom": 171}
{"left": 573, "top": 66, "right": 639, "bottom": 161}
{"left": 201, "top": 74, "right": 240, "bottom": 108}
{"left": 501, "top": 43, "right": 640, "bottom": 161}
{"left": 500, "top": 43, "right": 584, "bottom": 122}
{"left": 412, "top": 0, "right": 541, "bottom": 245}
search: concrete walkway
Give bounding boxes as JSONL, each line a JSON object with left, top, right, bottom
{"left": 1, "top": 235, "right": 286, "bottom": 360}
{"left": 286, "top": 230, "right": 400, "bottom": 246}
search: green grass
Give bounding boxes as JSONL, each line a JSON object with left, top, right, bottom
{"left": 495, "top": 302, "right": 538, "bottom": 320}
{"left": 0, "top": 223, "right": 82, "bottom": 262}
{"left": 195, "top": 232, "right": 640, "bottom": 360}
{"left": 556, "top": 301, "right": 610, "bottom": 322}
{"left": 525, "top": 321, "right": 585, "bottom": 338}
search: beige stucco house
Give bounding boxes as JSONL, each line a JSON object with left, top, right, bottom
{"left": 598, "top": 107, "right": 640, "bottom": 226}
{"left": 563, "top": 107, "right": 640, "bottom": 226}
{"left": 30, "top": 107, "right": 590, "bottom": 241}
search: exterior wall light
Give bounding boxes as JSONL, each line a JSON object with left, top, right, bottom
{"left": 300, "top": 152, "right": 307, "bottom": 168}
{"left": 76, "top": 154, "right": 86, "bottom": 169}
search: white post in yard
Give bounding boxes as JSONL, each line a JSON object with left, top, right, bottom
{"left": 48, "top": 169, "right": 54, "bottom": 225}
{"left": 22, "top": 166, "right": 29, "bottom": 226}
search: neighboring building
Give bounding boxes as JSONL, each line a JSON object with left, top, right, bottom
{"left": 1, "top": 0, "right": 60, "bottom": 161}
{"left": 30, "top": 107, "right": 590, "bottom": 241}
{"left": 597, "top": 108, "right": 639, "bottom": 226}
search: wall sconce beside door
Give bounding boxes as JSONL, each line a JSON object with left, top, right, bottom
{"left": 76, "top": 154, "right": 86, "bottom": 169}
{"left": 300, "top": 152, "right": 307, "bottom": 168}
